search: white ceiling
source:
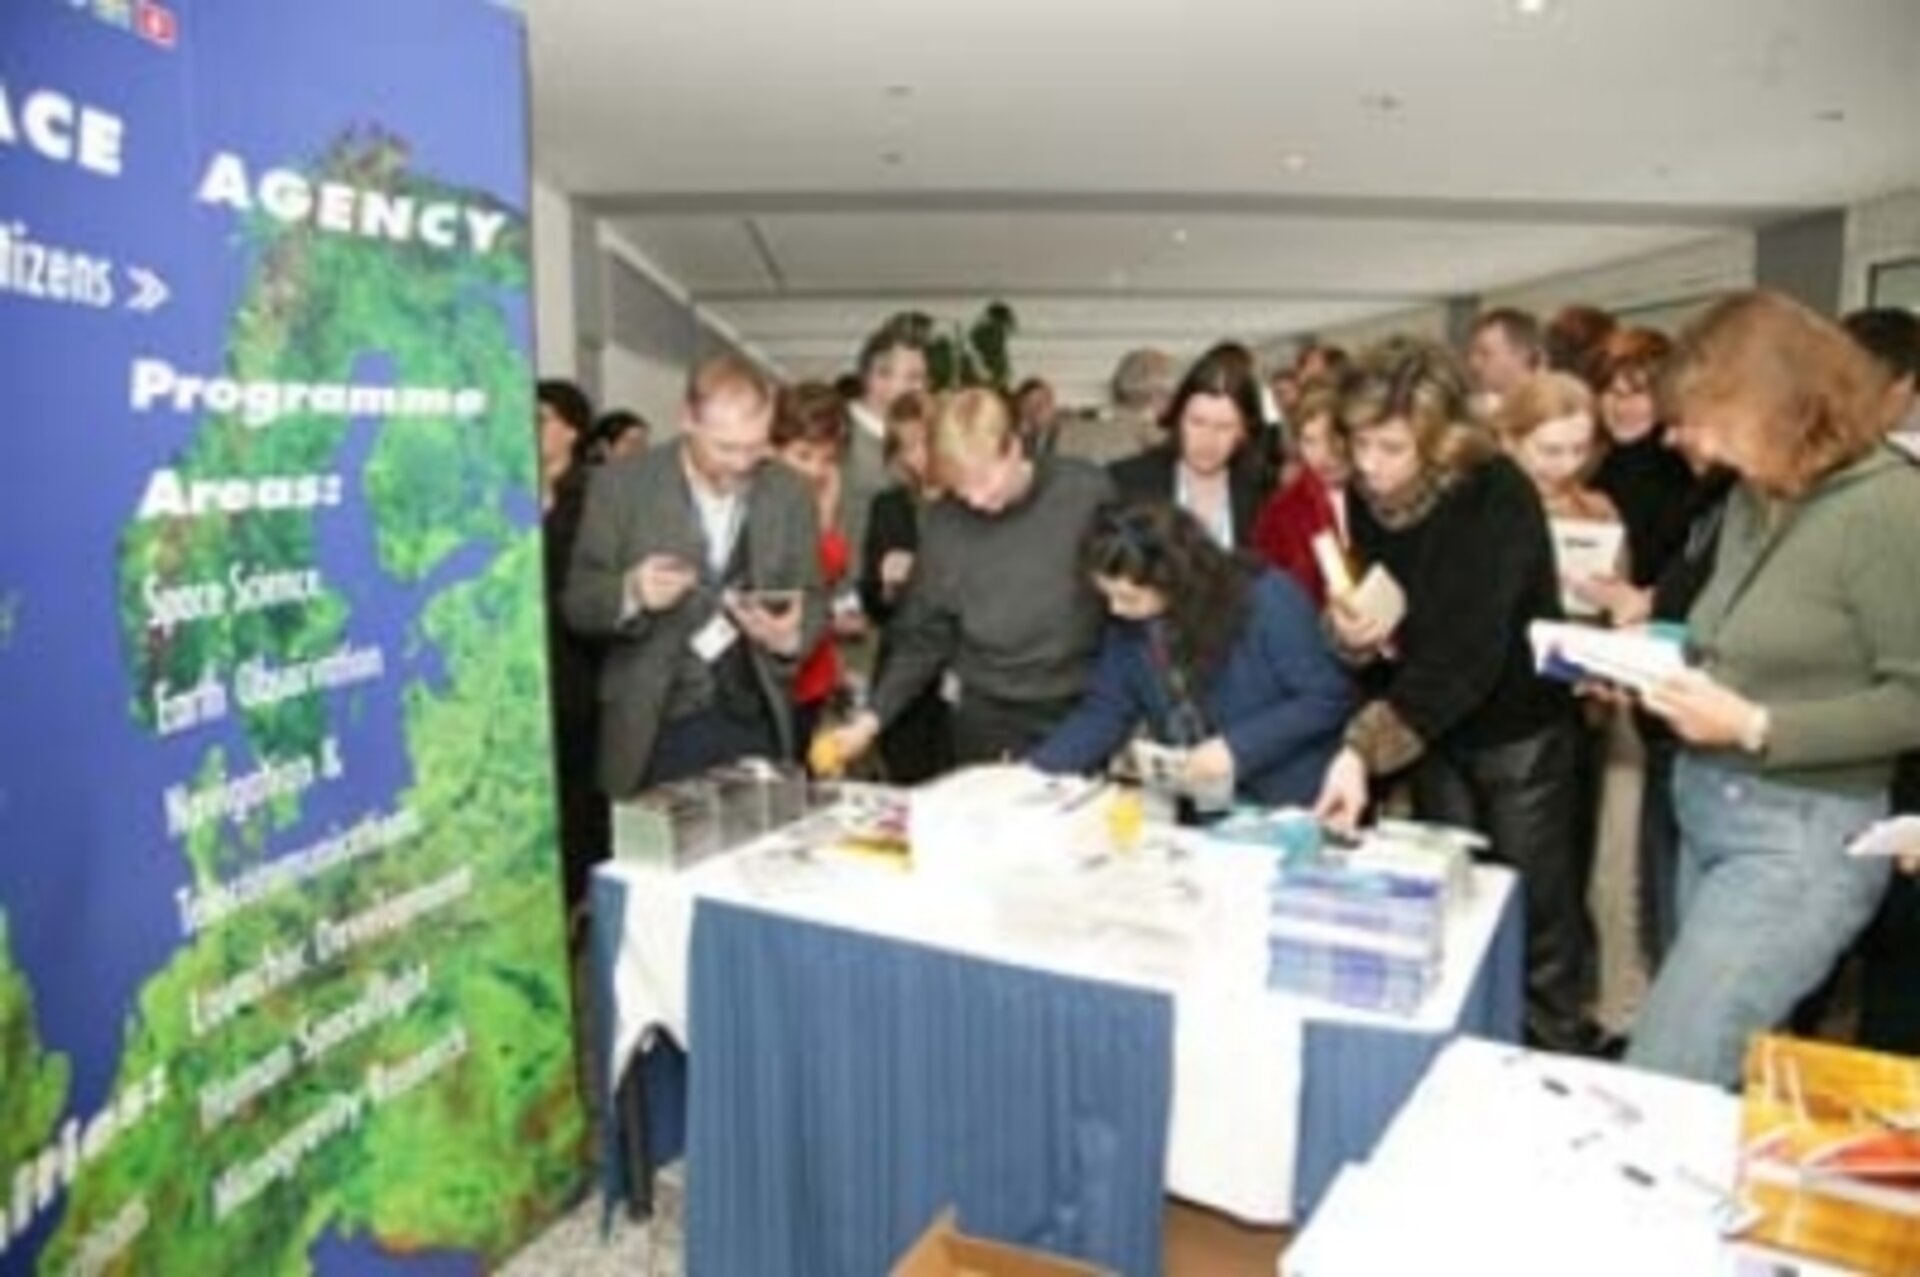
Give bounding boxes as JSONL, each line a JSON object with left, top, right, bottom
{"left": 527, "top": 0, "right": 1920, "bottom": 398}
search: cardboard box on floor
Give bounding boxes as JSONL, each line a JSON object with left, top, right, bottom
{"left": 892, "top": 1210, "right": 1114, "bottom": 1277}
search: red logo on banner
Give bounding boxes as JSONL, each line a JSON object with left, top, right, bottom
{"left": 135, "top": 0, "right": 178, "bottom": 47}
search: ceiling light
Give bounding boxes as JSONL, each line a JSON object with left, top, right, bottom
{"left": 1515, "top": 0, "right": 1548, "bottom": 15}
{"left": 1170, "top": 227, "right": 1190, "bottom": 245}
{"left": 1281, "top": 152, "right": 1309, "bottom": 173}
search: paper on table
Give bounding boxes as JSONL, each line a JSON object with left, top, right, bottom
{"left": 1550, "top": 518, "right": 1626, "bottom": 616}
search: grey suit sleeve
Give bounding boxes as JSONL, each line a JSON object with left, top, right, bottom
{"left": 563, "top": 465, "right": 652, "bottom": 642}
{"left": 768, "top": 485, "right": 827, "bottom": 679}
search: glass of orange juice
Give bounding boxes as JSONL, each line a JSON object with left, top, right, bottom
{"left": 1107, "top": 787, "right": 1145, "bottom": 854}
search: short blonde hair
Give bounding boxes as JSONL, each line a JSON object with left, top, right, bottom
{"left": 929, "top": 387, "right": 1018, "bottom": 483}
{"left": 1665, "top": 291, "right": 1883, "bottom": 494}
{"left": 1338, "top": 337, "right": 1494, "bottom": 477}
{"left": 1496, "top": 372, "right": 1596, "bottom": 445}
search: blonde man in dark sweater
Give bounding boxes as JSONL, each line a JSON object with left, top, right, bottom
{"left": 825, "top": 388, "right": 1114, "bottom": 768}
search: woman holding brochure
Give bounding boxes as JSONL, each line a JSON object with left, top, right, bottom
{"left": 1028, "top": 498, "right": 1352, "bottom": 808}
{"left": 1497, "top": 372, "right": 1643, "bottom": 1041}
{"left": 1624, "top": 291, "right": 1920, "bottom": 1087}
{"left": 1311, "top": 339, "right": 1597, "bottom": 1054}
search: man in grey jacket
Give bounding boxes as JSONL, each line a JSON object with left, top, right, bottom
{"left": 565, "top": 354, "right": 825, "bottom": 797}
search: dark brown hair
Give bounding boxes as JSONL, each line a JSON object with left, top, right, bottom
{"left": 1082, "top": 498, "right": 1255, "bottom": 679}
{"left": 1161, "top": 342, "right": 1265, "bottom": 444}
{"left": 1471, "top": 309, "right": 1543, "bottom": 362}
{"left": 772, "top": 380, "right": 849, "bottom": 452}
{"left": 1545, "top": 305, "right": 1619, "bottom": 385}
{"left": 884, "top": 390, "right": 933, "bottom": 463}
{"left": 1593, "top": 326, "right": 1675, "bottom": 394}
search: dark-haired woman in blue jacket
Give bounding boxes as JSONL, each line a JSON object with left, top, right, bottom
{"left": 1030, "top": 498, "right": 1352, "bottom": 806}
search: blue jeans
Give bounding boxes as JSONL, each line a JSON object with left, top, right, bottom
{"left": 1627, "top": 754, "right": 1891, "bottom": 1086}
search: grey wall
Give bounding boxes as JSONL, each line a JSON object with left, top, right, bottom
{"left": 1756, "top": 209, "right": 1847, "bottom": 316}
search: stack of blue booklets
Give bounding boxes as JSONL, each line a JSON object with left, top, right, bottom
{"left": 1266, "top": 860, "right": 1447, "bottom": 1015}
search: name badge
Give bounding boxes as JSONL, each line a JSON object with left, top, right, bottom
{"left": 690, "top": 613, "right": 739, "bottom": 663}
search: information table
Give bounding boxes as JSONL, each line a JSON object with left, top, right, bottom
{"left": 590, "top": 807, "right": 1523, "bottom": 1274}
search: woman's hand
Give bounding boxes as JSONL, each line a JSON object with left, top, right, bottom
{"left": 1312, "top": 747, "right": 1370, "bottom": 834}
{"left": 1643, "top": 669, "right": 1767, "bottom": 751}
{"left": 1183, "top": 738, "right": 1237, "bottom": 794}
{"left": 1327, "top": 596, "right": 1391, "bottom": 654}
{"left": 1570, "top": 573, "right": 1653, "bottom": 628}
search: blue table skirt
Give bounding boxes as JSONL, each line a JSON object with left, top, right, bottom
{"left": 685, "top": 900, "right": 1175, "bottom": 1277}
{"left": 1293, "top": 882, "right": 1525, "bottom": 1216}
{"left": 591, "top": 873, "right": 1525, "bottom": 1266}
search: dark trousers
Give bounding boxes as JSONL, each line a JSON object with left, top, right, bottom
{"left": 1858, "top": 876, "right": 1920, "bottom": 1054}
{"left": 1859, "top": 753, "right": 1920, "bottom": 1053}
{"left": 554, "top": 698, "right": 611, "bottom": 915}
{"left": 951, "top": 693, "right": 1078, "bottom": 766}
{"left": 1636, "top": 735, "right": 1685, "bottom": 972}
{"left": 642, "top": 706, "right": 777, "bottom": 789}
{"left": 1413, "top": 717, "right": 1595, "bottom": 1053}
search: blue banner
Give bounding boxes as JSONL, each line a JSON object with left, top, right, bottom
{"left": 0, "top": 2, "right": 585, "bottom": 1272}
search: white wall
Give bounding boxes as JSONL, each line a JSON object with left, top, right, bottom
{"left": 1843, "top": 188, "right": 1920, "bottom": 312}
{"left": 1479, "top": 233, "right": 1757, "bottom": 329}
{"left": 530, "top": 176, "right": 579, "bottom": 379}
{"left": 597, "top": 343, "right": 687, "bottom": 442}
{"left": 1312, "top": 304, "right": 1450, "bottom": 353}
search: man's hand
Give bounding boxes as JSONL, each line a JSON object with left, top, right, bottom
{"left": 627, "top": 555, "right": 698, "bottom": 614}
{"left": 724, "top": 591, "right": 804, "bottom": 658}
{"left": 811, "top": 711, "right": 881, "bottom": 777}
{"left": 880, "top": 550, "right": 916, "bottom": 598}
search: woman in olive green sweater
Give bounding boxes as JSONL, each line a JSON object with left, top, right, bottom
{"left": 1626, "top": 291, "right": 1920, "bottom": 1086}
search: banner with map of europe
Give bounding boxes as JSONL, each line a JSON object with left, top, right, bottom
{"left": 0, "top": 1, "right": 586, "bottom": 1272}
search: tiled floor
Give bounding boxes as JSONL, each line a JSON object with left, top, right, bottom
{"left": 498, "top": 1168, "right": 683, "bottom": 1277}
{"left": 495, "top": 1173, "right": 1285, "bottom": 1276}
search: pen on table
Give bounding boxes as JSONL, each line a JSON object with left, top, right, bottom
{"left": 1586, "top": 1082, "right": 1644, "bottom": 1124}
{"left": 1619, "top": 1162, "right": 1658, "bottom": 1189}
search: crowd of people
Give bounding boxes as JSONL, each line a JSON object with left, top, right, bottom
{"left": 537, "top": 291, "right": 1920, "bottom": 1087}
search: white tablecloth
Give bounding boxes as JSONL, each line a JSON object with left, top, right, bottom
{"left": 1285, "top": 1037, "right": 1855, "bottom": 1276}
{"left": 596, "top": 831, "right": 1516, "bottom": 1225}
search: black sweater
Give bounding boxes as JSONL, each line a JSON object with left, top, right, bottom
{"left": 1348, "top": 455, "right": 1574, "bottom": 755}
{"left": 870, "top": 457, "right": 1113, "bottom": 724}
{"left": 1594, "top": 429, "right": 1697, "bottom": 587}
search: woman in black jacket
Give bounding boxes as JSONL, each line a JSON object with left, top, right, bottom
{"left": 1313, "top": 341, "right": 1595, "bottom": 1054}
{"left": 1109, "top": 342, "right": 1270, "bottom": 550}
